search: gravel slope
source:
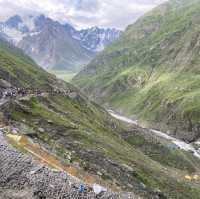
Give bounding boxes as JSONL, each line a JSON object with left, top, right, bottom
{"left": 0, "top": 131, "right": 139, "bottom": 199}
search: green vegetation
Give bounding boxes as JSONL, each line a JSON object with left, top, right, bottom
{"left": 0, "top": 39, "right": 56, "bottom": 89}
{"left": 73, "top": 0, "right": 200, "bottom": 141}
{"left": 48, "top": 70, "right": 76, "bottom": 82}
{"left": 126, "top": 133, "right": 200, "bottom": 173}
{"left": 1, "top": 38, "right": 200, "bottom": 198}
{"left": 8, "top": 95, "right": 200, "bottom": 199}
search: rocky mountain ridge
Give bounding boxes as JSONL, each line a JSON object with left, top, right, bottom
{"left": 0, "top": 14, "right": 121, "bottom": 71}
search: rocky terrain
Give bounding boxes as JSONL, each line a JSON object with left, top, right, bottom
{"left": 0, "top": 131, "right": 139, "bottom": 199}
{"left": 1, "top": 34, "right": 200, "bottom": 198}
{"left": 72, "top": 27, "right": 121, "bottom": 52}
{"left": 0, "top": 15, "right": 121, "bottom": 72}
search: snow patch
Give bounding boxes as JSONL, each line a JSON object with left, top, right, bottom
{"left": 1, "top": 27, "right": 24, "bottom": 43}
{"left": 22, "top": 16, "right": 36, "bottom": 31}
{"left": 29, "top": 31, "right": 41, "bottom": 37}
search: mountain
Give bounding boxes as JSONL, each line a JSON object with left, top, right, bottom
{"left": 72, "top": 26, "right": 121, "bottom": 52}
{"left": 0, "top": 15, "right": 121, "bottom": 72}
{"left": 73, "top": 0, "right": 200, "bottom": 142}
{"left": 1, "top": 38, "right": 200, "bottom": 198}
{"left": 18, "top": 15, "right": 93, "bottom": 71}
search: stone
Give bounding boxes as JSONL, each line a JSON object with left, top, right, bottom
{"left": 97, "top": 171, "right": 103, "bottom": 176}
{"left": 38, "top": 128, "right": 45, "bottom": 133}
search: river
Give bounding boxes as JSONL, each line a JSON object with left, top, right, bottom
{"left": 108, "top": 110, "right": 200, "bottom": 159}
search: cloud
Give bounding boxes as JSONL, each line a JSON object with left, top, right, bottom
{"left": 0, "top": 0, "right": 168, "bottom": 29}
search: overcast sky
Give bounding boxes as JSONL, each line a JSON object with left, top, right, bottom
{"left": 0, "top": 0, "right": 168, "bottom": 30}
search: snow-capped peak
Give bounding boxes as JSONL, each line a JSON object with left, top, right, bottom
{"left": 72, "top": 27, "right": 122, "bottom": 52}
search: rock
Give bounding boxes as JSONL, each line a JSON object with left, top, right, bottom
{"left": 122, "top": 164, "right": 134, "bottom": 172}
{"left": 127, "top": 183, "right": 134, "bottom": 189}
{"left": 38, "top": 128, "right": 45, "bottom": 133}
{"left": 67, "top": 154, "right": 71, "bottom": 161}
{"left": 0, "top": 79, "right": 11, "bottom": 89}
{"left": 93, "top": 184, "right": 107, "bottom": 195}
{"left": 11, "top": 128, "right": 18, "bottom": 134}
{"left": 97, "top": 171, "right": 103, "bottom": 176}
{"left": 140, "top": 183, "right": 146, "bottom": 189}
{"left": 68, "top": 92, "right": 78, "bottom": 99}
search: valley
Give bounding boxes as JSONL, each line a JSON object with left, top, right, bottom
{"left": 73, "top": 0, "right": 200, "bottom": 144}
{"left": 108, "top": 110, "right": 200, "bottom": 160}
{"left": 48, "top": 70, "right": 76, "bottom": 82}
{"left": 1, "top": 0, "right": 200, "bottom": 198}
{"left": 1, "top": 80, "right": 200, "bottom": 198}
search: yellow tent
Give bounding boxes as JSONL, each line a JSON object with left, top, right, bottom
{"left": 185, "top": 175, "right": 192, "bottom": 180}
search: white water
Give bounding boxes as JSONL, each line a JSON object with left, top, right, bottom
{"left": 108, "top": 110, "right": 200, "bottom": 159}
{"left": 150, "top": 129, "right": 200, "bottom": 159}
{"left": 108, "top": 110, "right": 138, "bottom": 125}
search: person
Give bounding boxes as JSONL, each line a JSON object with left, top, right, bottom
{"left": 79, "top": 184, "right": 85, "bottom": 193}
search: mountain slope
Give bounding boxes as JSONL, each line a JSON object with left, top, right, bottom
{"left": 18, "top": 16, "right": 93, "bottom": 71}
{"left": 17, "top": 15, "right": 93, "bottom": 72}
{"left": 73, "top": 0, "right": 200, "bottom": 142}
{"left": 0, "top": 15, "right": 121, "bottom": 72}
{"left": 0, "top": 39, "right": 58, "bottom": 88}
{"left": 1, "top": 39, "right": 200, "bottom": 199}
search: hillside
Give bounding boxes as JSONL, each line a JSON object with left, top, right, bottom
{"left": 1, "top": 39, "right": 200, "bottom": 198}
{"left": 73, "top": 0, "right": 200, "bottom": 142}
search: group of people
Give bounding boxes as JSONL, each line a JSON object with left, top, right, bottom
{"left": 0, "top": 88, "right": 28, "bottom": 100}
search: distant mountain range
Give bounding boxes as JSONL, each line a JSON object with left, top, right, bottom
{"left": 0, "top": 15, "right": 121, "bottom": 71}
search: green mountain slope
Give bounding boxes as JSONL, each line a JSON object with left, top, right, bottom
{"left": 73, "top": 0, "right": 200, "bottom": 142}
{"left": 1, "top": 39, "right": 200, "bottom": 199}
{"left": 0, "top": 39, "right": 57, "bottom": 88}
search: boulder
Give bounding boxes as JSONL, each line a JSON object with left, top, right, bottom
{"left": 0, "top": 79, "right": 11, "bottom": 89}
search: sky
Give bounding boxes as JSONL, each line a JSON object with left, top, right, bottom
{"left": 0, "top": 0, "right": 168, "bottom": 30}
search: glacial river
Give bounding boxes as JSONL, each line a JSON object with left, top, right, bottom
{"left": 108, "top": 110, "right": 200, "bottom": 159}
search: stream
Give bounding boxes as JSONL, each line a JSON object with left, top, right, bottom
{"left": 108, "top": 110, "right": 200, "bottom": 159}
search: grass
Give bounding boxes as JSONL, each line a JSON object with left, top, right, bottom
{"left": 7, "top": 95, "right": 200, "bottom": 198}
{"left": 72, "top": 0, "right": 200, "bottom": 140}
{"left": 2, "top": 30, "right": 200, "bottom": 197}
{"left": 0, "top": 39, "right": 56, "bottom": 89}
{"left": 48, "top": 70, "right": 77, "bottom": 82}
{"left": 126, "top": 134, "right": 200, "bottom": 173}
